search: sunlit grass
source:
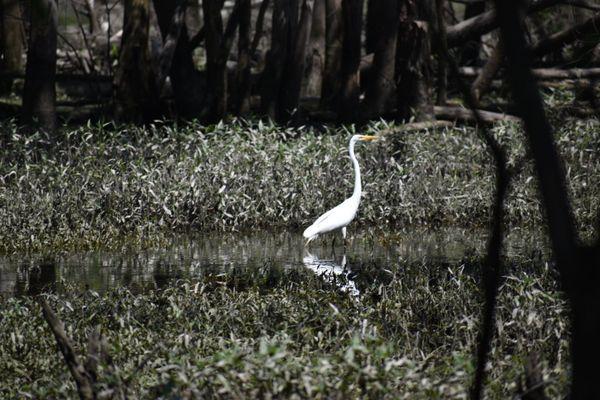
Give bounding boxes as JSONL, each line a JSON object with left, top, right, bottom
{"left": 0, "top": 117, "right": 598, "bottom": 253}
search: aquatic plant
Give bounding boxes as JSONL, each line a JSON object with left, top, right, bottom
{"left": 0, "top": 257, "right": 569, "bottom": 398}
{"left": 0, "top": 117, "right": 598, "bottom": 253}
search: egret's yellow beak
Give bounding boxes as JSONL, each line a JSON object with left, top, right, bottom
{"left": 359, "top": 135, "right": 378, "bottom": 142}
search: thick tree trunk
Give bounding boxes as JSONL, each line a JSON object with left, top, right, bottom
{"left": 396, "top": 1, "right": 433, "bottom": 121}
{"left": 203, "top": 0, "right": 226, "bottom": 122}
{"left": 260, "top": 0, "right": 296, "bottom": 119}
{"left": 22, "top": 0, "right": 57, "bottom": 132}
{"left": 320, "top": 0, "right": 342, "bottom": 108}
{"left": 365, "top": 0, "right": 383, "bottom": 55}
{"left": 434, "top": 0, "right": 447, "bottom": 105}
{"left": 0, "top": 0, "right": 24, "bottom": 94}
{"left": 234, "top": 0, "right": 252, "bottom": 114}
{"left": 337, "top": 0, "right": 362, "bottom": 121}
{"left": 279, "top": 0, "right": 313, "bottom": 120}
{"left": 154, "top": 0, "right": 205, "bottom": 118}
{"left": 493, "top": 0, "right": 600, "bottom": 398}
{"left": 301, "top": 0, "right": 325, "bottom": 98}
{"left": 115, "top": 0, "right": 159, "bottom": 123}
{"left": 361, "top": 0, "right": 399, "bottom": 120}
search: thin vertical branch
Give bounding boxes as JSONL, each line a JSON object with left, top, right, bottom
{"left": 235, "top": 0, "right": 252, "bottom": 114}
{"left": 471, "top": 39, "right": 503, "bottom": 105}
{"left": 435, "top": 0, "right": 447, "bottom": 105}
{"left": 440, "top": 30, "right": 512, "bottom": 400}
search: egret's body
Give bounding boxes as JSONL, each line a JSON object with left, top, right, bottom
{"left": 303, "top": 135, "right": 376, "bottom": 246}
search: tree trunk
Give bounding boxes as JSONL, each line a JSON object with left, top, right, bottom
{"left": 154, "top": 0, "right": 205, "bottom": 118}
{"left": 434, "top": 0, "right": 447, "bottom": 105}
{"left": 0, "top": 0, "right": 24, "bottom": 94}
{"left": 459, "top": 1, "right": 484, "bottom": 65}
{"left": 320, "top": 0, "right": 342, "bottom": 108}
{"left": 250, "top": 0, "right": 270, "bottom": 65}
{"left": 361, "top": 0, "right": 399, "bottom": 120}
{"left": 234, "top": 0, "right": 252, "bottom": 114}
{"left": 260, "top": 0, "right": 296, "bottom": 119}
{"left": 396, "top": 0, "right": 433, "bottom": 121}
{"left": 22, "top": 0, "right": 57, "bottom": 132}
{"left": 493, "top": 0, "right": 600, "bottom": 398}
{"left": 83, "top": 0, "right": 100, "bottom": 35}
{"left": 301, "top": 0, "right": 325, "bottom": 98}
{"left": 365, "top": 0, "right": 383, "bottom": 54}
{"left": 203, "top": 0, "right": 226, "bottom": 122}
{"left": 337, "top": 0, "right": 362, "bottom": 121}
{"left": 115, "top": 0, "right": 159, "bottom": 123}
{"left": 471, "top": 39, "right": 503, "bottom": 104}
{"left": 279, "top": 0, "right": 313, "bottom": 120}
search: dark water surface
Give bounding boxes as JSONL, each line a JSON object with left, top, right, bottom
{"left": 0, "top": 228, "right": 547, "bottom": 297}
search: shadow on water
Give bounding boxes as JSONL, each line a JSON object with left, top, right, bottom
{"left": 0, "top": 227, "right": 549, "bottom": 298}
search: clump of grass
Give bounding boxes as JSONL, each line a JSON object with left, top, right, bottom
{"left": 0, "top": 117, "right": 598, "bottom": 253}
{"left": 0, "top": 257, "right": 569, "bottom": 398}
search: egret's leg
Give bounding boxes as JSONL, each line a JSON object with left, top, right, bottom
{"left": 342, "top": 227, "right": 347, "bottom": 248}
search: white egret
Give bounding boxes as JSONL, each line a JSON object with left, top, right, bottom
{"left": 303, "top": 134, "right": 378, "bottom": 247}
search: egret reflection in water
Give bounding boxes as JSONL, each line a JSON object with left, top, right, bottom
{"left": 302, "top": 251, "right": 359, "bottom": 297}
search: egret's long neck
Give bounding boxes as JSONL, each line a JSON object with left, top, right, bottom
{"left": 349, "top": 141, "right": 361, "bottom": 200}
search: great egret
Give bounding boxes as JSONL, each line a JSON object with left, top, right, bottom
{"left": 303, "top": 134, "right": 377, "bottom": 247}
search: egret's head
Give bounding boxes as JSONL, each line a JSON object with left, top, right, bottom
{"left": 351, "top": 134, "right": 378, "bottom": 144}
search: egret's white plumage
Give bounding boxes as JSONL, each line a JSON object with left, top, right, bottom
{"left": 303, "top": 134, "right": 377, "bottom": 246}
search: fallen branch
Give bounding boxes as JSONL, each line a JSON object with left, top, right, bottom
{"left": 563, "top": 0, "right": 600, "bottom": 11}
{"left": 379, "top": 120, "right": 455, "bottom": 134}
{"left": 447, "top": 0, "right": 561, "bottom": 47}
{"left": 0, "top": 72, "right": 111, "bottom": 82}
{"left": 531, "top": 13, "right": 600, "bottom": 57}
{"left": 460, "top": 67, "right": 600, "bottom": 80}
{"left": 434, "top": 105, "right": 520, "bottom": 123}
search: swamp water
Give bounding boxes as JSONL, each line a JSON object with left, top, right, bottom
{"left": 0, "top": 228, "right": 548, "bottom": 298}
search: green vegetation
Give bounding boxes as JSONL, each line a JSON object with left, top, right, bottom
{"left": 1, "top": 117, "right": 599, "bottom": 254}
{"left": 0, "top": 257, "right": 569, "bottom": 398}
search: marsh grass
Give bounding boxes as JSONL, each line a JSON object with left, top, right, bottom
{"left": 1, "top": 117, "right": 599, "bottom": 254}
{"left": 0, "top": 255, "right": 569, "bottom": 399}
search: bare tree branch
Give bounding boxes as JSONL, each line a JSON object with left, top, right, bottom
{"left": 447, "top": 0, "right": 562, "bottom": 47}
{"left": 531, "top": 13, "right": 600, "bottom": 57}
{"left": 39, "top": 298, "right": 95, "bottom": 400}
